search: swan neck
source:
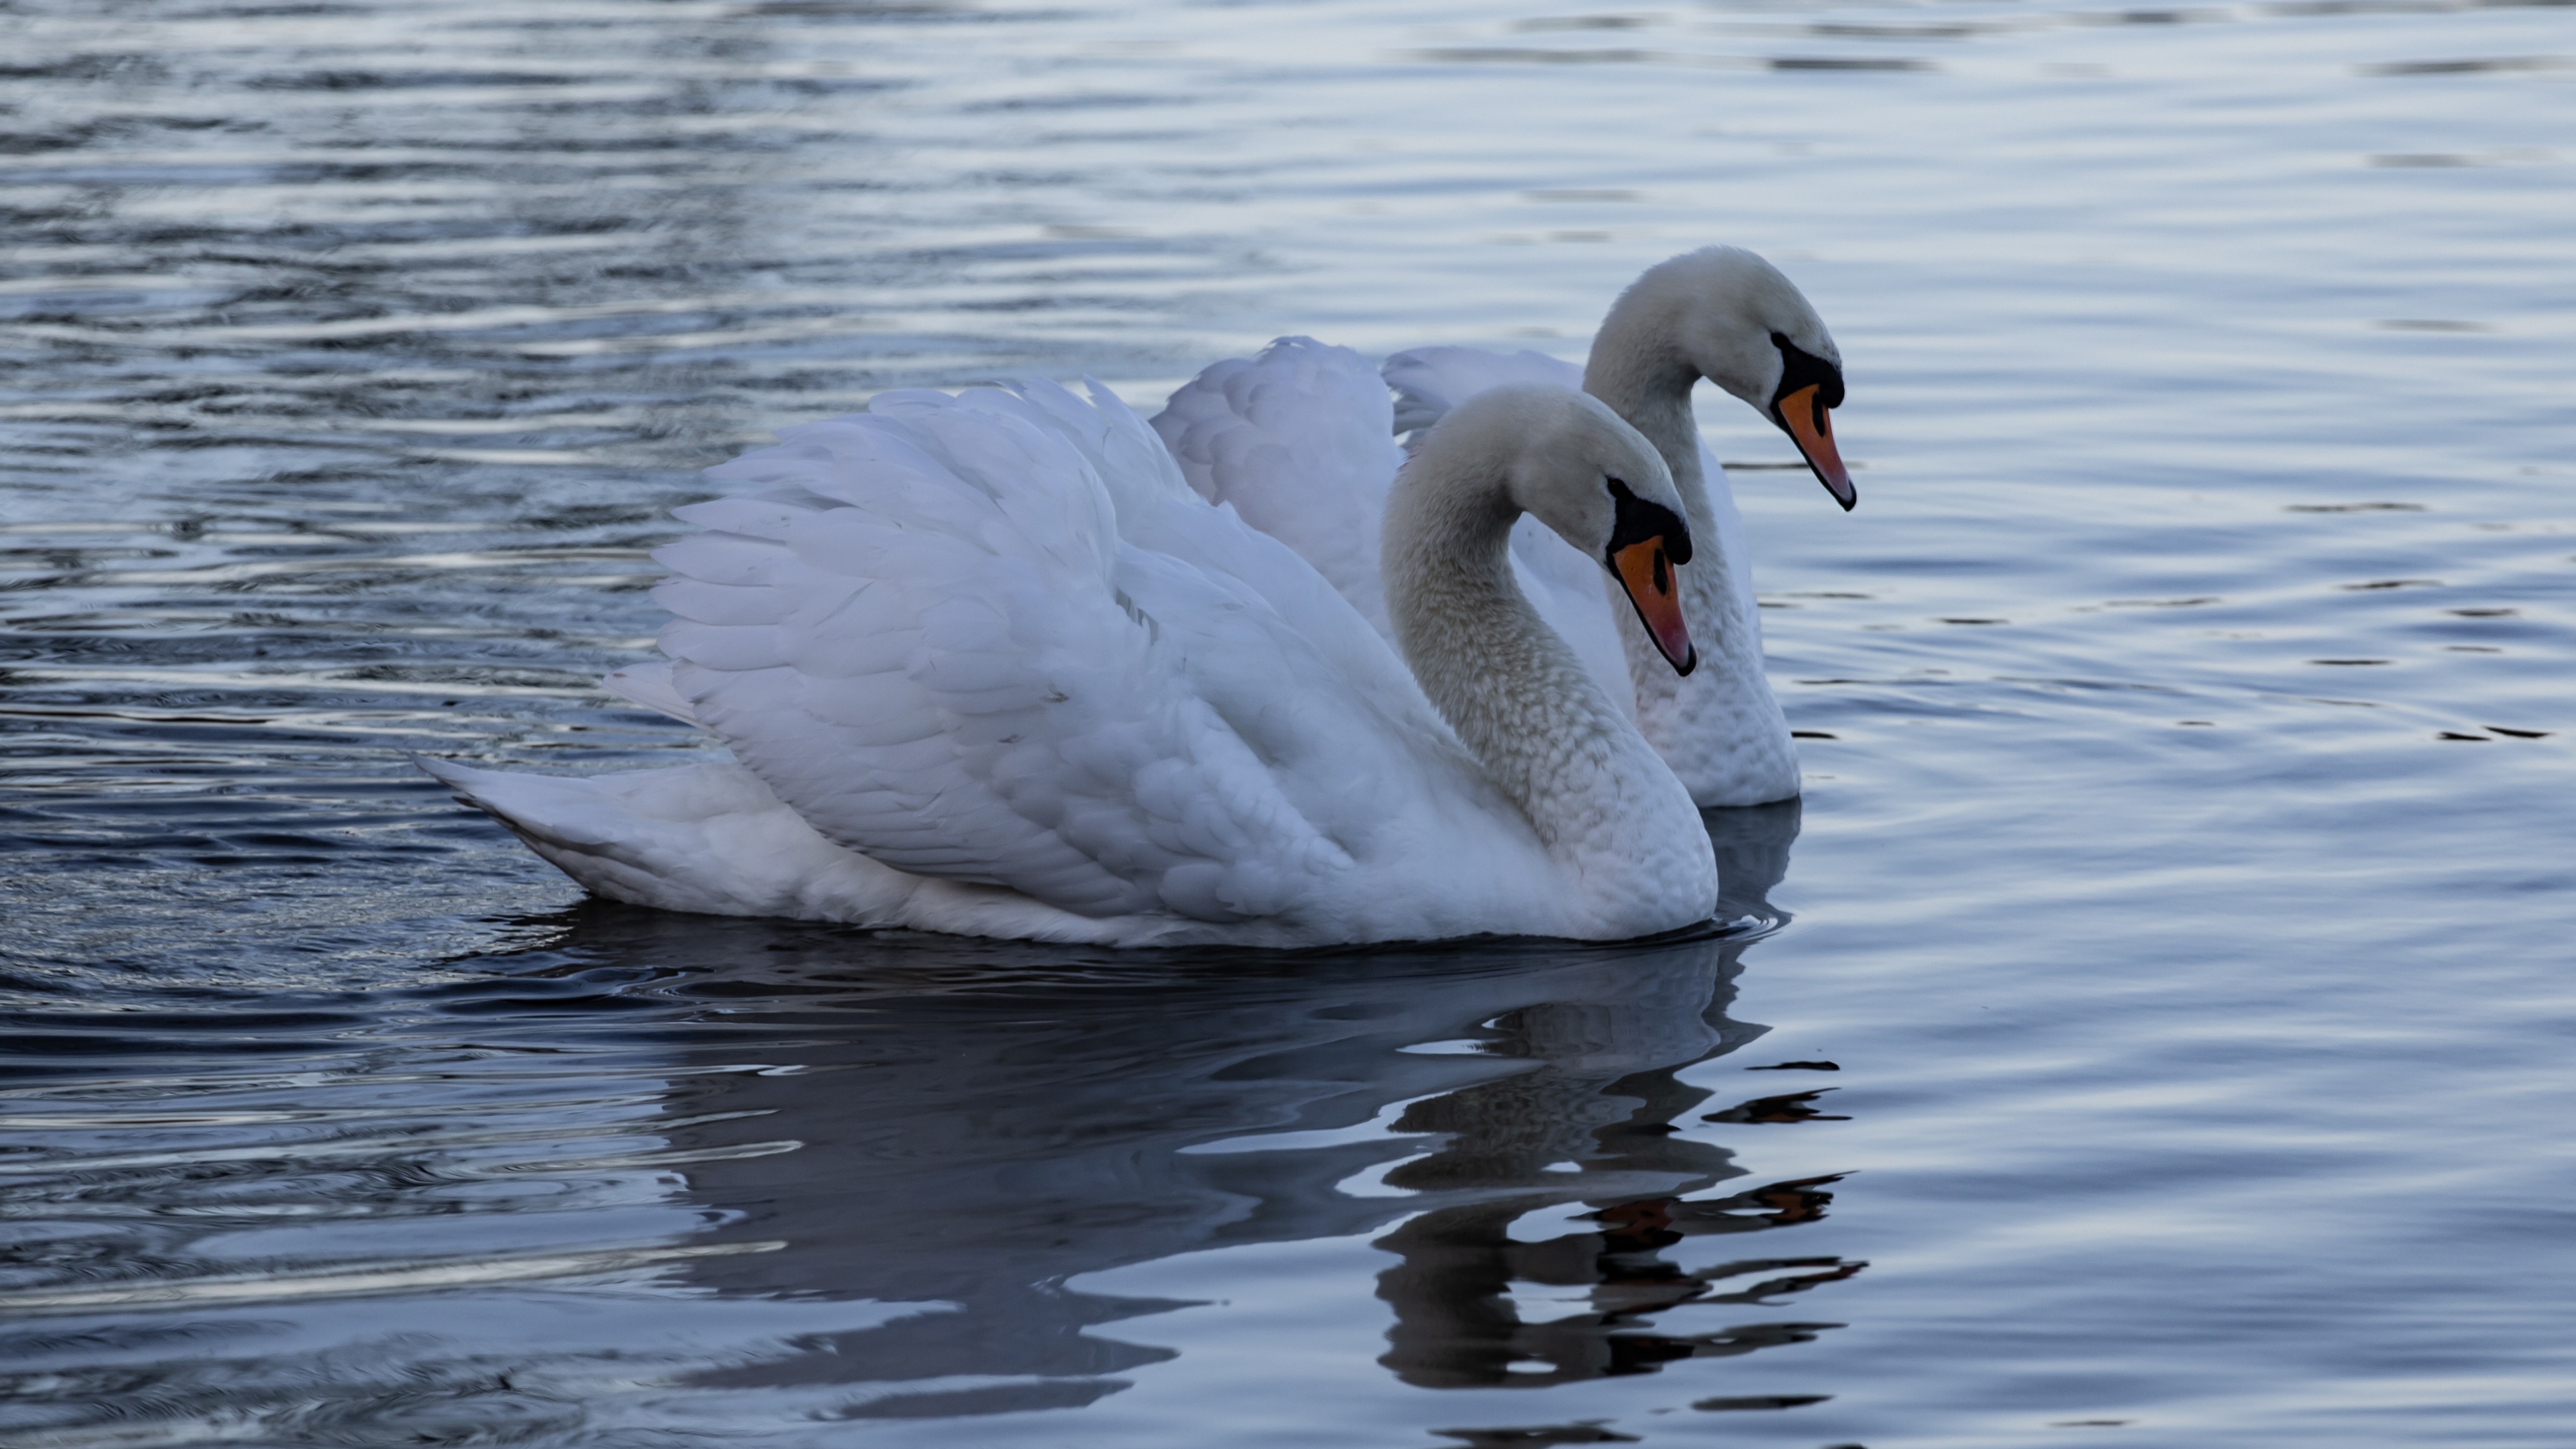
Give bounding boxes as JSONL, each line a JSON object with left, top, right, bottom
{"left": 1582, "top": 303, "right": 1705, "bottom": 497}
{"left": 1381, "top": 445, "right": 1677, "bottom": 855}
{"left": 1580, "top": 286, "right": 1775, "bottom": 774}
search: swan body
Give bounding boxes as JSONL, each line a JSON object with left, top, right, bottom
{"left": 1163, "top": 247, "right": 1850, "bottom": 808}
{"left": 427, "top": 379, "right": 1717, "bottom": 946}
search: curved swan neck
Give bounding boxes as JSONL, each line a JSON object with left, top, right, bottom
{"left": 1573, "top": 267, "right": 1794, "bottom": 806}
{"left": 1578, "top": 291, "right": 1749, "bottom": 651}
{"left": 1583, "top": 299, "right": 1707, "bottom": 498}
{"left": 1380, "top": 435, "right": 1696, "bottom": 865}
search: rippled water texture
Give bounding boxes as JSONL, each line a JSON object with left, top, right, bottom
{"left": 3, "top": 0, "right": 2572, "bottom": 1444}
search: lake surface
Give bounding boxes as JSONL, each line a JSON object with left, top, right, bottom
{"left": 3, "top": 0, "right": 2571, "bottom": 1444}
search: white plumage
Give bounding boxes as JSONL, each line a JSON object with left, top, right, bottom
{"left": 427, "top": 378, "right": 1719, "bottom": 946}
{"left": 1159, "top": 248, "right": 1853, "bottom": 808}
{"left": 1152, "top": 337, "right": 1640, "bottom": 718}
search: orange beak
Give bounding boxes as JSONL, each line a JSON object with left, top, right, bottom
{"left": 1611, "top": 537, "right": 1695, "bottom": 676}
{"left": 1774, "top": 384, "right": 1856, "bottom": 511}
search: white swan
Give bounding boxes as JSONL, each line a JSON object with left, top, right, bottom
{"left": 1155, "top": 246, "right": 1851, "bottom": 808}
{"left": 422, "top": 379, "right": 1720, "bottom": 947}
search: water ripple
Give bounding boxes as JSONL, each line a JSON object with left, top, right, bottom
{"left": 3, "top": 0, "right": 2573, "bottom": 1444}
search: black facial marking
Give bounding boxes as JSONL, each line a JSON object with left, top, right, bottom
{"left": 1605, "top": 478, "right": 1692, "bottom": 566}
{"left": 1768, "top": 331, "right": 1845, "bottom": 430}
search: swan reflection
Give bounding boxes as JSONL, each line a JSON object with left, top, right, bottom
{"left": 0, "top": 806, "right": 1835, "bottom": 1440}
{"left": 574, "top": 798, "right": 1846, "bottom": 1415}
{"left": 1367, "top": 803, "right": 1854, "bottom": 1389}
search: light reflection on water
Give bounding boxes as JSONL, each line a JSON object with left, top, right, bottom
{"left": 3, "top": 0, "right": 2573, "bottom": 1444}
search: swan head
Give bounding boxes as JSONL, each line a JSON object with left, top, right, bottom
{"left": 1605, "top": 245, "right": 1856, "bottom": 512}
{"left": 1464, "top": 384, "right": 1701, "bottom": 677}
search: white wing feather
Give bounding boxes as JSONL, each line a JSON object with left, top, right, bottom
{"left": 1383, "top": 345, "right": 1585, "bottom": 440}
{"left": 602, "top": 661, "right": 696, "bottom": 724}
{"left": 653, "top": 380, "right": 1489, "bottom": 926}
{"left": 1150, "top": 337, "right": 1405, "bottom": 637}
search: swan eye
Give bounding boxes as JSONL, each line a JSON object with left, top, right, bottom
{"left": 1766, "top": 333, "right": 1858, "bottom": 512}
{"left": 1603, "top": 479, "right": 1693, "bottom": 567}
{"left": 1768, "top": 331, "right": 1845, "bottom": 414}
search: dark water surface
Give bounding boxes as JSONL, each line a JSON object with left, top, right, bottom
{"left": 3, "top": 0, "right": 2572, "bottom": 1444}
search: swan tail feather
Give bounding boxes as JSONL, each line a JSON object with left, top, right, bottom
{"left": 415, "top": 755, "right": 920, "bottom": 924}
